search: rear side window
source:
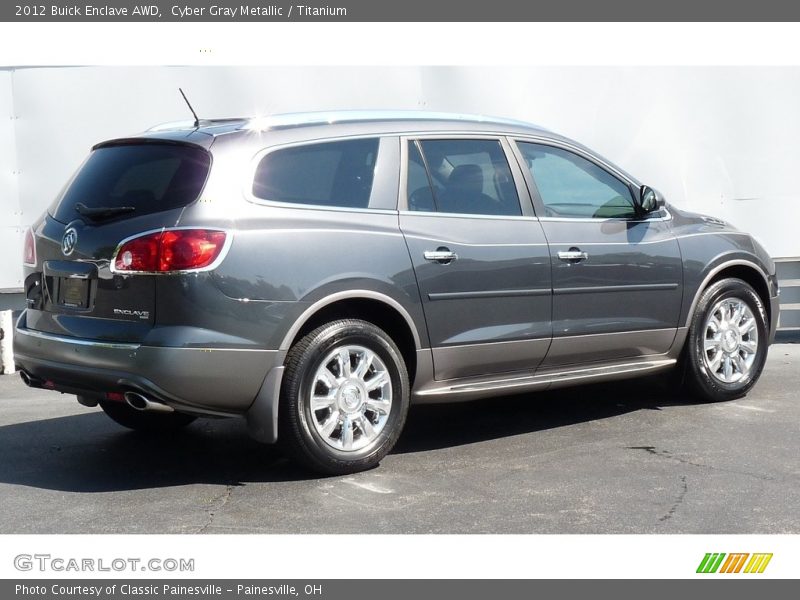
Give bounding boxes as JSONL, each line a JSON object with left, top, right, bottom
{"left": 252, "top": 138, "right": 379, "bottom": 209}
{"left": 51, "top": 143, "right": 211, "bottom": 223}
{"left": 407, "top": 142, "right": 436, "bottom": 212}
{"left": 407, "top": 139, "right": 522, "bottom": 216}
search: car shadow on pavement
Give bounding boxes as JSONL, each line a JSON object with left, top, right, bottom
{"left": 395, "top": 376, "right": 699, "bottom": 454}
{"left": 0, "top": 376, "right": 705, "bottom": 493}
{"left": 0, "top": 411, "right": 307, "bottom": 492}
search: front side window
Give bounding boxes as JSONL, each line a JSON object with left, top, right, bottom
{"left": 252, "top": 138, "right": 379, "bottom": 209}
{"left": 407, "top": 139, "right": 522, "bottom": 216}
{"left": 517, "top": 142, "right": 636, "bottom": 219}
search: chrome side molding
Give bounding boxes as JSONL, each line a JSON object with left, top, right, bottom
{"left": 413, "top": 357, "right": 676, "bottom": 403}
{"left": 14, "top": 325, "right": 141, "bottom": 350}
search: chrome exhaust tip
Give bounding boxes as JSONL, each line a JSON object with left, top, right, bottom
{"left": 19, "top": 370, "right": 42, "bottom": 388}
{"left": 123, "top": 391, "right": 174, "bottom": 413}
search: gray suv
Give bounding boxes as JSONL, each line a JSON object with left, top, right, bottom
{"left": 14, "top": 111, "right": 780, "bottom": 474}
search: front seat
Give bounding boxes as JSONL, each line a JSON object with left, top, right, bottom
{"left": 439, "top": 164, "right": 496, "bottom": 215}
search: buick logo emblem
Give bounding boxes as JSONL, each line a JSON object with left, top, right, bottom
{"left": 61, "top": 228, "right": 78, "bottom": 256}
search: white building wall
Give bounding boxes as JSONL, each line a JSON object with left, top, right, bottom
{"left": 0, "top": 69, "right": 21, "bottom": 292}
{"left": 2, "top": 66, "right": 800, "bottom": 292}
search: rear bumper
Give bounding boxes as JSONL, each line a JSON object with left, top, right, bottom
{"left": 13, "top": 312, "right": 284, "bottom": 416}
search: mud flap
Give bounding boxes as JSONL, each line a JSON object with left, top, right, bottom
{"left": 245, "top": 365, "right": 285, "bottom": 444}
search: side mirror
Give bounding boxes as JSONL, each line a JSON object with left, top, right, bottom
{"left": 639, "top": 185, "right": 665, "bottom": 214}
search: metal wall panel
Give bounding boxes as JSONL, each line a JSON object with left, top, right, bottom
{"left": 0, "top": 69, "right": 21, "bottom": 291}
{"left": 2, "top": 66, "right": 800, "bottom": 294}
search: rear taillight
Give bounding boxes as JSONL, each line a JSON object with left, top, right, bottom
{"left": 112, "top": 229, "right": 228, "bottom": 273}
{"left": 23, "top": 227, "right": 36, "bottom": 266}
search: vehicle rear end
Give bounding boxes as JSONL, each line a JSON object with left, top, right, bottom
{"left": 13, "top": 132, "right": 276, "bottom": 417}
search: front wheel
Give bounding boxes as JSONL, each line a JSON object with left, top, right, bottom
{"left": 683, "top": 277, "right": 769, "bottom": 402}
{"left": 278, "top": 319, "right": 410, "bottom": 475}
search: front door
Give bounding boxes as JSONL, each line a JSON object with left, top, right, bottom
{"left": 512, "top": 139, "right": 683, "bottom": 368}
{"left": 399, "top": 137, "right": 552, "bottom": 380}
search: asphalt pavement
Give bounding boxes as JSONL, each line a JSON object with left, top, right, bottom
{"left": 1, "top": 345, "right": 798, "bottom": 534}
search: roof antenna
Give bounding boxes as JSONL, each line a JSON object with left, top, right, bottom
{"left": 178, "top": 88, "right": 200, "bottom": 128}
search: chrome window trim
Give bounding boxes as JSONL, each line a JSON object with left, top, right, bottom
{"left": 537, "top": 209, "right": 673, "bottom": 224}
{"left": 109, "top": 226, "right": 234, "bottom": 276}
{"left": 244, "top": 135, "right": 398, "bottom": 214}
{"left": 398, "top": 210, "right": 541, "bottom": 221}
{"left": 512, "top": 134, "right": 637, "bottom": 187}
{"left": 239, "top": 127, "right": 670, "bottom": 223}
{"left": 510, "top": 135, "right": 673, "bottom": 223}
{"left": 397, "top": 133, "right": 537, "bottom": 219}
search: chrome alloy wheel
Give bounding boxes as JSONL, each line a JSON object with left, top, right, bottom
{"left": 702, "top": 297, "right": 760, "bottom": 384}
{"left": 309, "top": 345, "right": 392, "bottom": 452}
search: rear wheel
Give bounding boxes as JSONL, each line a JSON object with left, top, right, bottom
{"left": 278, "top": 319, "right": 410, "bottom": 475}
{"left": 98, "top": 399, "right": 197, "bottom": 432}
{"left": 683, "top": 277, "right": 769, "bottom": 402}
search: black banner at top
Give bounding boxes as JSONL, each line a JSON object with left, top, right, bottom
{"left": 3, "top": 0, "right": 800, "bottom": 22}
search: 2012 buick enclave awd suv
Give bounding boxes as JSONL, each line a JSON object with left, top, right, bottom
{"left": 14, "top": 111, "right": 780, "bottom": 474}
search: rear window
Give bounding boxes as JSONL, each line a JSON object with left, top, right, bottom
{"left": 252, "top": 138, "right": 379, "bottom": 209}
{"left": 51, "top": 143, "right": 211, "bottom": 223}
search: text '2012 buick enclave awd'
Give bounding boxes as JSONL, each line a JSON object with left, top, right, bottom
{"left": 14, "top": 111, "right": 780, "bottom": 474}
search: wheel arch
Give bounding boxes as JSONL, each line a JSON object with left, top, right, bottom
{"left": 685, "top": 259, "right": 772, "bottom": 329}
{"left": 279, "top": 290, "right": 424, "bottom": 385}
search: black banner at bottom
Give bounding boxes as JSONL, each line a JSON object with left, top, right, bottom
{"left": 4, "top": 580, "right": 796, "bottom": 600}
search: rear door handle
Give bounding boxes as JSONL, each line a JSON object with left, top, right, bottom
{"left": 557, "top": 248, "right": 589, "bottom": 263}
{"left": 424, "top": 248, "right": 458, "bottom": 264}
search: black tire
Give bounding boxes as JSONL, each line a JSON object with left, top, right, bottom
{"left": 278, "top": 319, "right": 410, "bottom": 475}
{"left": 98, "top": 400, "right": 197, "bottom": 432}
{"left": 683, "top": 277, "right": 769, "bottom": 402}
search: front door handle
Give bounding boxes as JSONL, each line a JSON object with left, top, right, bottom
{"left": 424, "top": 247, "right": 458, "bottom": 264}
{"left": 557, "top": 248, "right": 589, "bottom": 263}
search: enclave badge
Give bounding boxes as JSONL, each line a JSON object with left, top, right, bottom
{"left": 61, "top": 228, "right": 78, "bottom": 256}
{"left": 113, "top": 308, "right": 150, "bottom": 320}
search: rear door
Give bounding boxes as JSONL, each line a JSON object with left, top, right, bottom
{"left": 398, "top": 136, "right": 552, "bottom": 381}
{"left": 511, "top": 139, "right": 682, "bottom": 368}
{"left": 25, "top": 140, "right": 211, "bottom": 342}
